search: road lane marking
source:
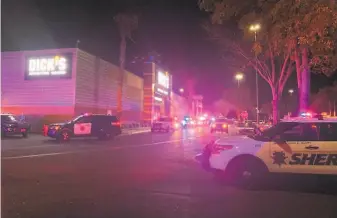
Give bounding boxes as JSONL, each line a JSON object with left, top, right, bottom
{"left": 1, "top": 144, "right": 60, "bottom": 150}
{"left": 2, "top": 136, "right": 204, "bottom": 160}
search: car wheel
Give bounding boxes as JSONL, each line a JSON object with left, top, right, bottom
{"left": 226, "top": 157, "right": 268, "bottom": 189}
{"left": 57, "top": 130, "right": 71, "bottom": 142}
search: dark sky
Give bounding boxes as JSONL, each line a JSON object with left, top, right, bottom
{"left": 2, "top": 0, "right": 334, "bottom": 106}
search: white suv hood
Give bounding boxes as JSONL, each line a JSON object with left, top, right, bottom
{"left": 215, "top": 135, "right": 259, "bottom": 145}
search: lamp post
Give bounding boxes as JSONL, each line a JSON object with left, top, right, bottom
{"left": 249, "top": 23, "right": 261, "bottom": 124}
{"left": 235, "top": 73, "right": 244, "bottom": 87}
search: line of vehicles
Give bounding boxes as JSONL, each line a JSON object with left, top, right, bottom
{"left": 1, "top": 113, "right": 122, "bottom": 142}
{"left": 150, "top": 114, "right": 260, "bottom": 134}
{"left": 1, "top": 112, "right": 260, "bottom": 142}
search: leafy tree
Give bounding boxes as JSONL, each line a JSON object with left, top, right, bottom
{"left": 270, "top": 0, "right": 337, "bottom": 111}
{"left": 199, "top": 0, "right": 337, "bottom": 113}
{"left": 311, "top": 82, "right": 337, "bottom": 114}
{"left": 114, "top": 12, "right": 138, "bottom": 116}
{"left": 201, "top": 12, "right": 293, "bottom": 124}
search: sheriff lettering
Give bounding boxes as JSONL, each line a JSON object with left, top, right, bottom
{"left": 289, "top": 153, "right": 337, "bottom": 166}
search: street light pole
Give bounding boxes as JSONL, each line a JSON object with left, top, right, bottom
{"left": 250, "top": 24, "right": 260, "bottom": 124}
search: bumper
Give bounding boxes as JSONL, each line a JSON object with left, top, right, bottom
{"left": 2, "top": 127, "right": 27, "bottom": 135}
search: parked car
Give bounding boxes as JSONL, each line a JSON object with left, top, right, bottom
{"left": 44, "top": 114, "right": 121, "bottom": 142}
{"left": 1, "top": 114, "right": 31, "bottom": 138}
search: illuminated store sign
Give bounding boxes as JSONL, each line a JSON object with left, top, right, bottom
{"left": 154, "top": 96, "right": 163, "bottom": 102}
{"left": 25, "top": 54, "right": 72, "bottom": 79}
{"left": 156, "top": 87, "right": 168, "bottom": 95}
{"left": 157, "top": 71, "right": 169, "bottom": 89}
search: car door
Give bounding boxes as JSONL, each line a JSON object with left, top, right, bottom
{"left": 73, "top": 116, "right": 93, "bottom": 137}
{"left": 311, "top": 122, "right": 337, "bottom": 175}
{"left": 268, "top": 122, "right": 320, "bottom": 174}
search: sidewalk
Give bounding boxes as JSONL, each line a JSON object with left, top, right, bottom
{"left": 120, "top": 127, "right": 151, "bottom": 136}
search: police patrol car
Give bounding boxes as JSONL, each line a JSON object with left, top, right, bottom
{"left": 151, "top": 117, "right": 175, "bottom": 132}
{"left": 44, "top": 114, "right": 122, "bottom": 142}
{"left": 196, "top": 113, "right": 337, "bottom": 187}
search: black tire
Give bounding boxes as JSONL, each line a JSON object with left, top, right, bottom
{"left": 225, "top": 157, "right": 268, "bottom": 189}
{"left": 105, "top": 132, "right": 115, "bottom": 140}
{"left": 22, "top": 131, "right": 28, "bottom": 138}
{"left": 57, "top": 130, "right": 71, "bottom": 142}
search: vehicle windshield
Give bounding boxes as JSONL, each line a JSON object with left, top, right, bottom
{"left": 248, "top": 122, "right": 298, "bottom": 141}
{"left": 1, "top": 115, "right": 17, "bottom": 122}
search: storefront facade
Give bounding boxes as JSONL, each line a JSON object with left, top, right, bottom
{"left": 142, "top": 62, "right": 172, "bottom": 121}
{"left": 1, "top": 48, "right": 143, "bottom": 129}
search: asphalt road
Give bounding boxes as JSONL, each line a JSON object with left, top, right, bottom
{"left": 2, "top": 128, "right": 337, "bottom": 218}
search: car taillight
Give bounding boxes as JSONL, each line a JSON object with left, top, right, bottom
{"left": 222, "top": 124, "right": 227, "bottom": 128}
{"left": 211, "top": 143, "right": 233, "bottom": 154}
{"left": 112, "top": 122, "right": 121, "bottom": 126}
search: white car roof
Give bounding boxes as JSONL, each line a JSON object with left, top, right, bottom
{"left": 281, "top": 117, "right": 337, "bottom": 123}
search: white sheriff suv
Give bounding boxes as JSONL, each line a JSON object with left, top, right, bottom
{"left": 196, "top": 115, "right": 337, "bottom": 187}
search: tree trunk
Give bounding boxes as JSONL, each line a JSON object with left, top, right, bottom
{"left": 295, "top": 49, "right": 302, "bottom": 115}
{"left": 117, "top": 36, "right": 126, "bottom": 119}
{"left": 300, "top": 47, "right": 310, "bottom": 112}
{"left": 272, "top": 88, "right": 279, "bottom": 125}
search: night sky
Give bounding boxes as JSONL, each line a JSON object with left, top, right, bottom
{"left": 2, "top": 0, "right": 335, "bottom": 106}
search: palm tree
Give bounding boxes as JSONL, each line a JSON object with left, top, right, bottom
{"left": 114, "top": 12, "right": 138, "bottom": 117}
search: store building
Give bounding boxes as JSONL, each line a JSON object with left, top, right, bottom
{"left": 1, "top": 48, "right": 143, "bottom": 128}
{"left": 142, "top": 62, "right": 173, "bottom": 121}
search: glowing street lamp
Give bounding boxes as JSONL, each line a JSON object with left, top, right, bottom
{"left": 179, "top": 88, "right": 184, "bottom": 93}
{"left": 249, "top": 24, "right": 261, "bottom": 41}
{"left": 288, "top": 89, "right": 294, "bottom": 95}
{"left": 235, "top": 73, "right": 244, "bottom": 87}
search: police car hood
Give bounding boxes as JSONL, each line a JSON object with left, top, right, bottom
{"left": 215, "top": 135, "right": 260, "bottom": 145}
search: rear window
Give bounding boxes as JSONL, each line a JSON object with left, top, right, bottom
{"left": 108, "top": 116, "right": 118, "bottom": 122}
{"left": 1, "top": 115, "right": 17, "bottom": 122}
{"left": 94, "top": 115, "right": 118, "bottom": 123}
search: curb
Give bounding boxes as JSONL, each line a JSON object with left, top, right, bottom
{"left": 120, "top": 128, "right": 150, "bottom": 136}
